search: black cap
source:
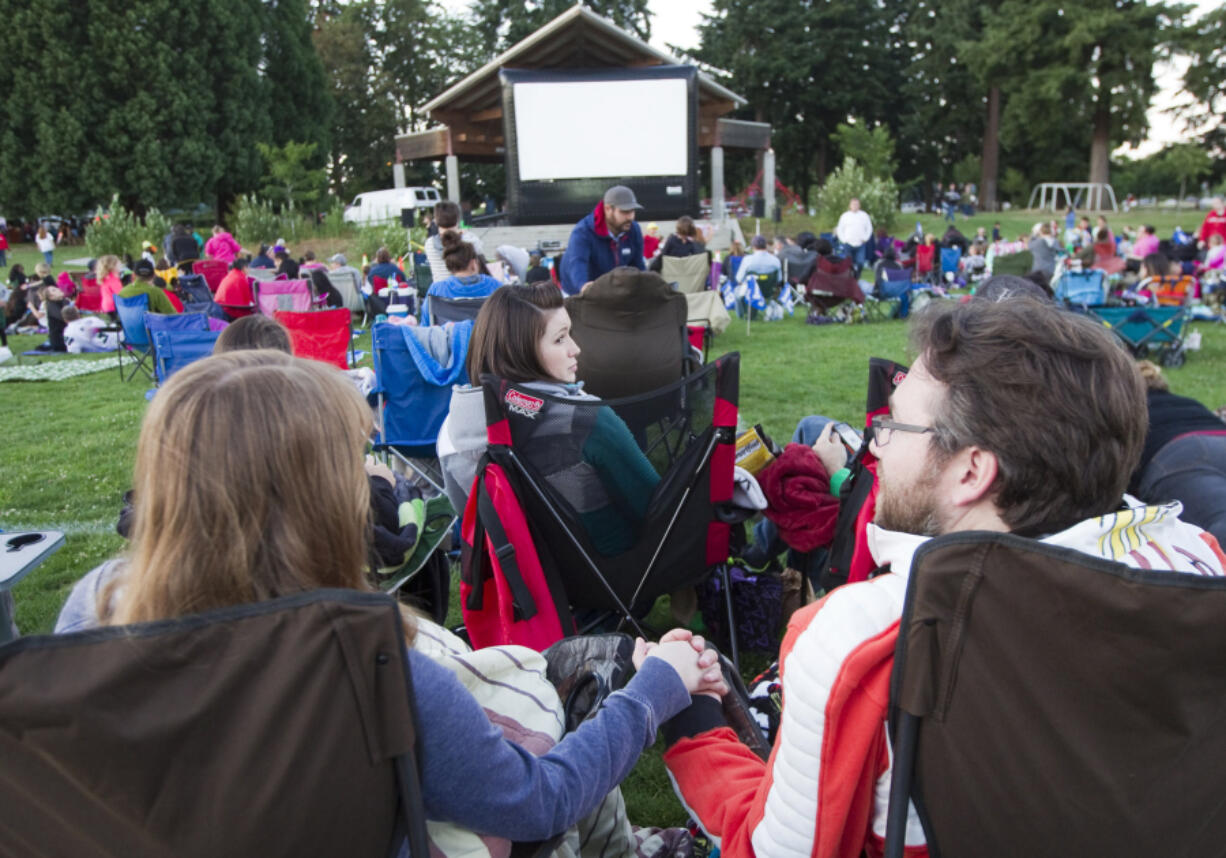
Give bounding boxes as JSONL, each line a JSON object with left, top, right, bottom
{"left": 133, "top": 258, "right": 155, "bottom": 277}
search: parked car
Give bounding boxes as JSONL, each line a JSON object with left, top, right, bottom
{"left": 343, "top": 187, "right": 441, "bottom": 226}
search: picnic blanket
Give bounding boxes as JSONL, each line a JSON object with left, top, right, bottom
{"left": 0, "top": 359, "right": 114, "bottom": 382}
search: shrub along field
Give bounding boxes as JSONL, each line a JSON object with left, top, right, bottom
{"left": 5, "top": 210, "right": 1226, "bottom": 828}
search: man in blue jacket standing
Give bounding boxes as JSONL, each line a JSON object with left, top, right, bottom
{"left": 560, "top": 185, "right": 645, "bottom": 295}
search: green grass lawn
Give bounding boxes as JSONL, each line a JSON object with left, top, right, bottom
{"left": 5, "top": 220, "right": 1226, "bottom": 830}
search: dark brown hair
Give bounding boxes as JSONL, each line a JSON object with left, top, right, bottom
{"left": 214, "top": 315, "right": 293, "bottom": 355}
{"left": 467, "top": 283, "right": 563, "bottom": 382}
{"left": 434, "top": 200, "right": 461, "bottom": 230}
{"left": 675, "top": 216, "right": 697, "bottom": 239}
{"left": 909, "top": 297, "right": 1146, "bottom": 536}
{"left": 1142, "top": 253, "right": 1170, "bottom": 278}
{"left": 441, "top": 230, "right": 477, "bottom": 274}
{"left": 375, "top": 247, "right": 392, "bottom": 264}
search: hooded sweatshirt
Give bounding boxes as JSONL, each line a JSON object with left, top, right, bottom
{"left": 663, "top": 497, "right": 1226, "bottom": 858}
{"left": 561, "top": 203, "right": 645, "bottom": 296}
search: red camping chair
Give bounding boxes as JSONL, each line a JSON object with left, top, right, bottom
{"left": 193, "top": 259, "right": 228, "bottom": 294}
{"left": 913, "top": 245, "right": 936, "bottom": 282}
{"left": 74, "top": 276, "right": 103, "bottom": 313}
{"left": 275, "top": 309, "right": 353, "bottom": 370}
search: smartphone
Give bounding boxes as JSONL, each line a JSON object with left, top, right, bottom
{"left": 831, "top": 422, "right": 863, "bottom": 455}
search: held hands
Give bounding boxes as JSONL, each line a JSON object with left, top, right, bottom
{"left": 812, "top": 421, "right": 848, "bottom": 477}
{"left": 633, "top": 629, "right": 729, "bottom": 700}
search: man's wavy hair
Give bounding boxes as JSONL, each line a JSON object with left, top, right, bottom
{"left": 910, "top": 297, "right": 1146, "bottom": 536}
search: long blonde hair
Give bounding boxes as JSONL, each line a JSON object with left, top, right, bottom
{"left": 106, "top": 350, "right": 381, "bottom": 626}
{"left": 95, "top": 254, "right": 121, "bottom": 281}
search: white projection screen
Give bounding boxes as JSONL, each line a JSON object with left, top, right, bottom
{"left": 512, "top": 79, "right": 689, "bottom": 181}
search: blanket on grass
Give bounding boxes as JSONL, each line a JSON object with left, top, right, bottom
{"left": 0, "top": 359, "right": 114, "bottom": 382}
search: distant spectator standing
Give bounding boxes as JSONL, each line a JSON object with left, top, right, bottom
{"left": 425, "top": 200, "right": 485, "bottom": 283}
{"left": 203, "top": 225, "right": 243, "bottom": 264}
{"left": 0, "top": 227, "right": 8, "bottom": 267}
{"left": 942, "top": 184, "right": 960, "bottom": 223}
{"left": 35, "top": 224, "right": 57, "bottom": 266}
{"left": 169, "top": 224, "right": 198, "bottom": 265}
{"left": 835, "top": 197, "right": 873, "bottom": 274}
{"left": 1196, "top": 197, "right": 1226, "bottom": 249}
{"left": 560, "top": 185, "right": 645, "bottom": 295}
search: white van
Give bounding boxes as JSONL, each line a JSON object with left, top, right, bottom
{"left": 343, "top": 187, "right": 442, "bottom": 225}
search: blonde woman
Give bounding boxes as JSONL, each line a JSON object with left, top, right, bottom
{"left": 95, "top": 254, "right": 124, "bottom": 315}
{"left": 55, "top": 350, "right": 723, "bottom": 848}
{"left": 35, "top": 223, "right": 57, "bottom": 265}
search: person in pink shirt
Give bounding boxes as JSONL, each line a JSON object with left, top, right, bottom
{"left": 1130, "top": 224, "right": 1160, "bottom": 260}
{"left": 96, "top": 254, "right": 124, "bottom": 315}
{"left": 203, "top": 225, "right": 243, "bottom": 264}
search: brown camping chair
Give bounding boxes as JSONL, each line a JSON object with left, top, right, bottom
{"left": 660, "top": 253, "right": 711, "bottom": 295}
{"left": 0, "top": 589, "right": 429, "bottom": 858}
{"left": 565, "top": 266, "right": 695, "bottom": 399}
{"left": 884, "top": 532, "right": 1226, "bottom": 858}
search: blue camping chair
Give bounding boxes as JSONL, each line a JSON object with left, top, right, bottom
{"left": 114, "top": 293, "right": 154, "bottom": 382}
{"left": 372, "top": 320, "right": 473, "bottom": 491}
{"left": 939, "top": 247, "right": 962, "bottom": 280}
{"left": 176, "top": 273, "right": 229, "bottom": 321}
{"left": 1056, "top": 270, "right": 1106, "bottom": 309}
{"left": 869, "top": 266, "right": 914, "bottom": 320}
{"left": 152, "top": 328, "right": 222, "bottom": 384}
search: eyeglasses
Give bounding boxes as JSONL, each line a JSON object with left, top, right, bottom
{"left": 871, "top": 415, "right": 935, "bottom": 447}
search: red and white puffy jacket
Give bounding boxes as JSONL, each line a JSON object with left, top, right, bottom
{"left": 664, "top": 498, "right": 1226, "bottom": 858}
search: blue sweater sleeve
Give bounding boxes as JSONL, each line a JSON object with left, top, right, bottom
{"left": 561, "top": 224, "right": 592, "bottom": 296}
{"left": 409, "top": 650, "right": 689, "bottom": 840}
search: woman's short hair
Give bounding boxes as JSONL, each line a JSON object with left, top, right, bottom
{"left": 214, "top": 314, "right": 293, "bottom": 355}
{"left": 441, "top": 231, "right": 477, "bottom": 274}
{"left": 105, "top": 350, "right": 377, "bottom": 626}
{"left": 675, "top": 216, "right": 697, "bottom": 239}
{"left": 375, "top": 247, "right": 392, "bottom": 264}
{"left": 467, "top": 283, "right": 563, "bottom": 382}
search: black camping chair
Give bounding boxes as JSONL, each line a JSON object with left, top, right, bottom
{"left": 0, "top": 589, "right": 430, "bottom": 858}
{"left": 884, "top": 532, "right": 1226, "bottom": 858}
{"left": 477, "top": 353, "right": 744, "bottom": 663}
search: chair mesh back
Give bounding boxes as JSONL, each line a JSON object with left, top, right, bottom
{"left": 893, "top": 533, "right": 1226, "bottom": 857}
{"left": 429, "top": 295, "right": 486, "bottom": 325}
{"left": 481, "top": 353, "right": 738, "bottom": 612}
{"left": 0, "top": 590, "right": 422, "bottom": 858}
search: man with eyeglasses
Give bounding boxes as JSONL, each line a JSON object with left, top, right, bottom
{"left": 661, "top": 296, "right": 1226, "bottom": 858}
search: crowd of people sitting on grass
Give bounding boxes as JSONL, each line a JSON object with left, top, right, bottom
{"left": 8, "top": 176, "right": 1226, "bottom": 857}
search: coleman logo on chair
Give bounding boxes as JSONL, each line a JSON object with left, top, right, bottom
{"left": 505, "top": 389, "right": 544, "bottom": 419}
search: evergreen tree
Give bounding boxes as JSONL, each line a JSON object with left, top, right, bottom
{"left": 1178, "top": 6, "right": 1226, "bottom": 159}
{"left": 200, "top": 0, "right": 271, "bottom": 216}
{"left": 264, "top": 0, "right": 333, "bottom": 169}
{"left": 315, "top": 3, "right": 399, "bottom": 198}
